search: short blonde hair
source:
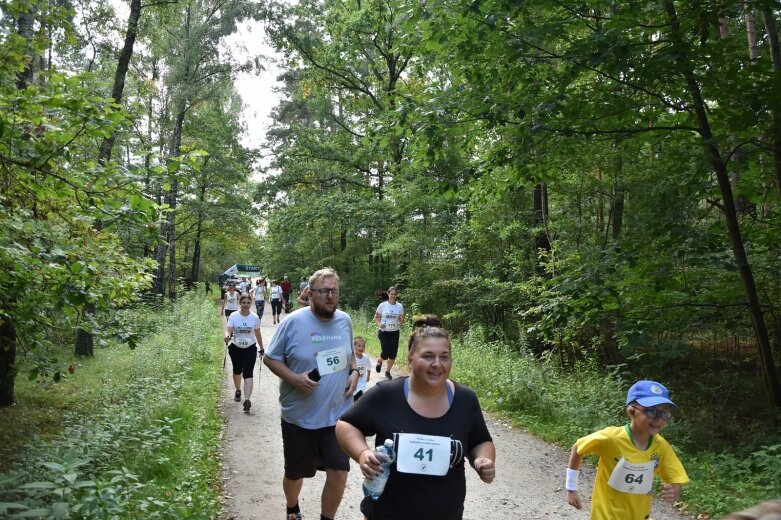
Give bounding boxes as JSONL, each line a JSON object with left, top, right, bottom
{"left": 308, "top": 267, "right": 340, "bottom": 288}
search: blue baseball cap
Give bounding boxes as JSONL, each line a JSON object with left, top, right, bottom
{"left": 626, "top": 380, "right": 676, "bottom": 407}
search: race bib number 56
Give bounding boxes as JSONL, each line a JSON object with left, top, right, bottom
{"left": 315, "top": 347, "right": 347, "bottom": 375}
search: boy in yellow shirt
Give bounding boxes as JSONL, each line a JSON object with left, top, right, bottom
{"left": 565, "top": 380, "right": 689, "bottom": 520}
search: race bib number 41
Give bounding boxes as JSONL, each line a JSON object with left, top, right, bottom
{"left": 396, "top": 433, "right": 451, "bottom": 476}
{"left": 315, "top": 347, "right": 348, "bottom": 375}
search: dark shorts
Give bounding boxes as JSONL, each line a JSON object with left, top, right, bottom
{"left": 225, "top": 309, "right": 237, "bottom": 318}
{"left": 281, "top": 419, "right": 349, "bottom": 479}
{"left": 378, "top": 330, "right": 400, "bottom": 360}
{"left": 228, "top": 344, "right": 257, "bottom": 379}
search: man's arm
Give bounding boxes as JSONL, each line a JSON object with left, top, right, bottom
{"left": 263, "top": 355, "right": 319, "bottom": 395}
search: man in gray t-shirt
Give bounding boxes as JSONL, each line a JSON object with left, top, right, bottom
{"left": 263, "top": 268, "right": 359, "bottom": 520}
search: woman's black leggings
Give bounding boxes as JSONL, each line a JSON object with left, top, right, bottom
{"left": 228, "top": 344, "right": 257, "bottom": 379}
{"left": 270, "top": 299, "right": 282, "bottom": 315}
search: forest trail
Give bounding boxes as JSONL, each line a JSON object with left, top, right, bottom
{"left": 218, "top": 311, "right": 692, "bottom": 520}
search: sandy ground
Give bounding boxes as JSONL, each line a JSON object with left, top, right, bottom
{"left": 219, "top": 310, "right": 692, "bottom": 520}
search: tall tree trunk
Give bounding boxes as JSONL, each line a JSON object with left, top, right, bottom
{"left": 190, "top": 233, "right": 201, "bottom": 284}
{"left": 15, "top": 9, "right": 35, "bottom": 89}
{"left": 76, "top": 0, "right": 143, "bottom": 356}
{"left": 665, "top": 1, "right": 781, "bottom": 410}
{"left": 99, "top": 0, "right": 142, "bottom": 162}
{"left": 190, "top": 184, "right": 205, "bottom": 283}
{"left": 167, "top": 109, "right": 186, "bottom": 300}
{"left": 143, "top": 59, "right": 159, "bottom": 260}
{"left": 167, "top": 179, "right": 179, "bottom": 300}
{"left": 610, "top": 155, "right": 624, "bottom": 243}
{"left": 153, "top": 235, "right": 168, "bottom": 295}
{"left": 2, "top": 4, "right": 38, "bottom": 406}
{"left": 533, "top": 182, "right": 551, "bottom": 253}
{"left": 0, "top": 315, "right": 16, "bottom": 407}
{"left": 760, "top": 7, "right": 781, "bottom": 199}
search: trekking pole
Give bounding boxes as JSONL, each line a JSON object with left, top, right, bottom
{"left": 222, "top": 336, "right": 229, "bottom": 369}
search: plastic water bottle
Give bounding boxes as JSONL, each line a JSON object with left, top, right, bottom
{"left": 362, "top": 439, "right": 395, "bottom": 500}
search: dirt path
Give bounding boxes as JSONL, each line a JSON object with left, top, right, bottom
{"left": 219, "top": 312, "right": 692, "bottom": 520}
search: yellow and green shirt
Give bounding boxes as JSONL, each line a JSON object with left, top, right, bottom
{"left": 576, "top": 425, "right": 689, "bottom": 520}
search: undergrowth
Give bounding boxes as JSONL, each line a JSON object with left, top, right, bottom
{"left": 0, "top": 292, "right": 224, "bottom": 519}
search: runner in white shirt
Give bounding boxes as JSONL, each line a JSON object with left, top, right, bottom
{"left": 269, "top": 279, "right": 284, "bottom": 324}
{"left": 221, "top": 284, "right": 240, "bottom": 318}
{"left": 225, "top": 294, "right": 264, "bottom": 413}
{"left": 374, "top": 286, "right": 405, "bottom": 380}
{"left": 253, "top": 278, "right": 267, "bottom": 321}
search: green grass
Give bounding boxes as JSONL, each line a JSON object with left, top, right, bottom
{"left": 0, "top": 292, "right": 225, "bottom": 519}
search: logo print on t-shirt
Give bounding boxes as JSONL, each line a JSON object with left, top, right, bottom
{"left": 309, "top": 331, "right": 343, "bottom": 344}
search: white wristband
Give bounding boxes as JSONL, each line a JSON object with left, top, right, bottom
{"left": 565, "top": 468, "right": 579, "bottom": 492}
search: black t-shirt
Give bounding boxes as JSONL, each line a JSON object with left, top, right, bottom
{"left": 339, "top": 377, "right": 492, "bottom": 520}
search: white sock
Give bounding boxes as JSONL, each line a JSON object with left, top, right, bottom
{"left": 243, "top": 377, "right": 254, "bottom": 401}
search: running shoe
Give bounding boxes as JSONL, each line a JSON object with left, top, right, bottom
{"left": 385, "top": 371, "right": 392, "bottom": 381}
{"left": 287, "top": 513, "right": 303, "bottom": 520}
{"left": 234, "top": 390, "right": 241, "bottom": 402}
{"left": 243, "top": 399, "right": 251, "bottom": 413}
{"left": 375, "top": 359, "right": 382, "bottom": 373}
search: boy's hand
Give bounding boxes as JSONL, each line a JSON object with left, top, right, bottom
{"left": 661, "top": 483, "right": 682, "bottom": 502}
{"left": 567, "top": 490, "right": 582, "bottom": 509}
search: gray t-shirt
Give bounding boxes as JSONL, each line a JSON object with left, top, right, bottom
{"left": 266, "top": 307, "right": 354, "bottom": 429}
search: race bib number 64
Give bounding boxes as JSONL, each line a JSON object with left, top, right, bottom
{"left": 607, "top": 458, "right": 654, "bottom": 495}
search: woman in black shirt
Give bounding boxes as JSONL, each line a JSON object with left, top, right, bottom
{"left": 336, "top": 315, "right": 496, "bottom": 520}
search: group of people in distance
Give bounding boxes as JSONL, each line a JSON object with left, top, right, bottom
{"left": 219, "top": 267, "right": 769, "bottom": 520}
{"left": 220, "top": 275, "right": 306, "bottom": 325}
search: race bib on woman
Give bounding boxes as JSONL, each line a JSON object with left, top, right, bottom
{"left": 396, "top": 433, "right": 451, "bottom": 476}
{"left": 235, "top": 337, "right": 253, "bottom": 347}
{"left": 607, "top": 457, "right": 654, "bottom": 494}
